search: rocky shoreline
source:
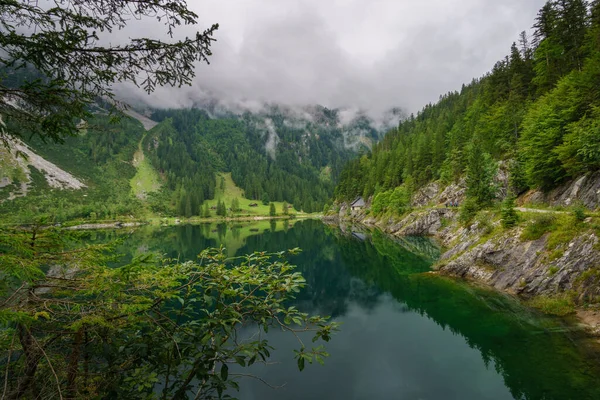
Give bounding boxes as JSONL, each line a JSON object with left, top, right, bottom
{"left": 325, "top": 197, "right": 600, "bottom": 334}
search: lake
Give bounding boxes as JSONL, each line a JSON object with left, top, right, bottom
{"left": 86, "top": 219, "right": 600, "bottom": 400}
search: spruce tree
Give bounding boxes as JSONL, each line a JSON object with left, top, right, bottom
{"left": 501, "top": 196, "right": 519, "bottom": 228}
{"left": 231, "top": 198, "right": 240, "bottom": 213}
{"left": 217, "top": 200, "right": 227, "bottom": 217}
{"left": 283, "top": 202, "right": 289, "bottom": 215}
{"left": 465, "top": 140, "right": 498, "bottom": 208}
{"left": 185, "top": 196, "right": 192, "bottom": 218}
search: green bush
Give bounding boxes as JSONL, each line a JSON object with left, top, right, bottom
{"left": 571, "top": 203, "right": 587, "bottom": 222}
{"left": 371, "top": 190, "right": 391, "bottom": 215}
{"left": 529, "top": 295, "right": 575, "bottom": 316}
{"left": 475, "top": 212, "right": 494, "bottom": 235}
{"left": 371, "top": 186, "right": 411, "bottom": 216}
{"left": 459, "top": 198, "right": 479, "bottom": 227}
{"left": 501, "top": 197, "right": 519, "bottom": 228}
{"left": 520, "top": 214, "right": 556, "bottom": 241}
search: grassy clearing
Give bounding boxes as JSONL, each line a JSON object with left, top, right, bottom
{"left": 319, "top": 166, "right": 332, "bottom": 182}
{"left": 204, "top": 173, "right": 305, "bottom": 217}
{"left": 518, "top": 210, "right": 589, "bottom": 249}
{"left": 520, "top": 213, "right": 557, "bottom": 241}
{"left": 130, "top": 139, "right": 161, "bottom": 199}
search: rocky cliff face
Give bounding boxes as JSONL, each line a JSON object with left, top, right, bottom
{"left": 524, "top": 171, "right": 600, "bottom": 210}
{"left": 332, "top": 190, "right": 600, "bottom": 305}
{"left": 409, "top": 166, "right": 600, "bottom": 210}
{"left": 439, "top": 227, "right": 600, "bottom": 303}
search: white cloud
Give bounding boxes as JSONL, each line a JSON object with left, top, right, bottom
{"left": 118, "top": 0, "right": 547, "bottom": 115}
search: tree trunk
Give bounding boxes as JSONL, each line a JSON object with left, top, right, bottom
{"left": 66, "top": 329, "right": 83, "bottom": 399}
{"left": 9, "top": 324, "right": 42, "bottom": 400}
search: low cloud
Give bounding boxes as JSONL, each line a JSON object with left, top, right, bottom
{"left": 117, "top": 0, "right": 547, "bottom": 116}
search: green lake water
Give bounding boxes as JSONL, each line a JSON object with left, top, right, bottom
{"left": 86, "top": 219, "right": 600, "bottom": 400}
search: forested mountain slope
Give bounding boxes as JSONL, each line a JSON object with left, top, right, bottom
{"left": 0, "top": 115, "right": 145, "bottom": 221}
{"left": 145, "top": 104, "right": 397, "bottom": 213}
{"left": 0, "top": 99, "right": 396, "bottom": 220}
{"left": 336, "top": 0, "right": 600, "bottom": 211}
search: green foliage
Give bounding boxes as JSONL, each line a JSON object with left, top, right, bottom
{"left": 0, "top": 116, "right": 150, "bottom": 223}
{"left": 336, "top": 2, "right": 600, "bottom": 202}
{"left": 521, "top": 214, "right": 557, "bottom": 241}
{"left": 529, "top": 295, "right": 576, "bottom": 316}
{"left": 501, "top": 196, "right": 520, "bottom": 228}
{"left": 548, "top": 266, "right": 560, "bottom": 276}
{"left": 203, "top": 202, "right": 211, "bottom": 218}
{"left": 556, "top": 109, "right": 600, "bottom": 176}
{"left": 269, "top": 202, "right": 277, "bottom": 216}
{"left": 546, "top": 214, "right": 586, "bottom": 250}
{"left": 0, "top": 1, "right": 218, "bottom": 143}
{"left": 262, "top": 192, "right": 270, "bottom": 205}
{"left": 371, "top": 186, "right": 411, "bottom": 216}
{"left": 231, "top": 197, "right": 241, "bottom": 213}
{"left": 0, "top": 229, "right": 339, "bottom": 398}
{"left": 459, "top": 198, "right": 480, "bottom": 227}
{"left": 372, "top": 190, "right": 391, "bottom": 215}
{"left": 465, "top": 141, "right": 498, "bottom": 207}
{"left": 571, "top": 202, "right": 587, "bottom": 221}
{"left": 474, "top": 211, "right": 495, "bottom": 235}
{"left": 508, "top": 157, "right": 529, "bottom": 195}
{"left": 519, "top": 73, "right": 581, "bottom": 190}
{"left": 216, "top": 199, "right": 227, "bottom": 217}
{"left": 146, "top": 107, "right": 361, "bottom": 213}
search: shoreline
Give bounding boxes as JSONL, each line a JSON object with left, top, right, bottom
{"left": 325, "top": 212, "right": 600, "bottom": 339}
{"left": 46, "top": 214, "right": 322, "bottom": 231}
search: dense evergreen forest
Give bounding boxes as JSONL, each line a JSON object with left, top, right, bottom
{"left": 145, "top": 106, "right": 380, "bottom": 214}
{"left": 0, "top": 98, "right": 387, "bottom": 220}
{"left": 336, "top": 0, "right": 600, "bottom": 211}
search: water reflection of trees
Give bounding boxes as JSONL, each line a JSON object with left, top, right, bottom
{"left": 240, "top": 221, "right": 600, "bottom": 400}
{"left": 91, "top": 220, "right": 600, "bottom": 400}
{"left": 330, "top": 227, "right": 600, "bottom": 400}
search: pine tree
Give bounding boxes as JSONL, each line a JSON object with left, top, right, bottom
{"left": 556, "top": 0, "right": 589, "bottom": 71}
{"left": 216, "top": 200, "right": 227, "bottom": 217}
{"left": 203, "top": 202, "right": 211, "bottom": 218}
{"left": 465, "top": 140, "right": 498, "bottom": 207}
{"left": 185, "top": 196, "right": 192, "bottom": 218}
{"left": 231, "top": 198, "right": 240, "bottom": 213}
{"left": 501, "top": 196, "right": 519, "bottom": 228}
{"left": 269, "top": 202, "right": 276, "bottom": 216}
{"left": 177, "top": 190, "right": 187, "bottom": 216}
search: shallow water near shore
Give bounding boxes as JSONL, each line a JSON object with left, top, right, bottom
{"left": 85, "top": 219, "right": 600, "bottom": 400}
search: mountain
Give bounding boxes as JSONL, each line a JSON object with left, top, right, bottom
{"left": 143, "top": 102, "right": 401, "bottom": 213}
{"left": 0, "top": 99, "right": 400, "bottom": 220}
{"left": 335, "top": 0, "right": 600, "bottom": 210}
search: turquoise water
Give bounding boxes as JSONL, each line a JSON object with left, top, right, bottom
{"left": 89, "top": 220, "right": 600, "bottom": 399}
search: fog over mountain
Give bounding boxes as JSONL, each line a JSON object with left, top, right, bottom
{"left": 116, "top": 0, "right": 547, "bottom": 120}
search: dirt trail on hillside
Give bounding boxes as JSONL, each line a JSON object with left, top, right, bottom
{"left": 515, "top": 207, "right": 567, "bottom": 214}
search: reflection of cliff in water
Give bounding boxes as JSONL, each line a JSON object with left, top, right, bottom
{"left": 241, "top": 220, "right": 600, "bottom": 400}
{"left": 84, "top": 219, "right": 600, "bottom": 399}
{"left": 333, "top": 226, "right": 600, "bottom": 400}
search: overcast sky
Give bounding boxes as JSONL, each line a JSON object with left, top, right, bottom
{"left": 121, "top": 0, "right": 547, "bottom": 116}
